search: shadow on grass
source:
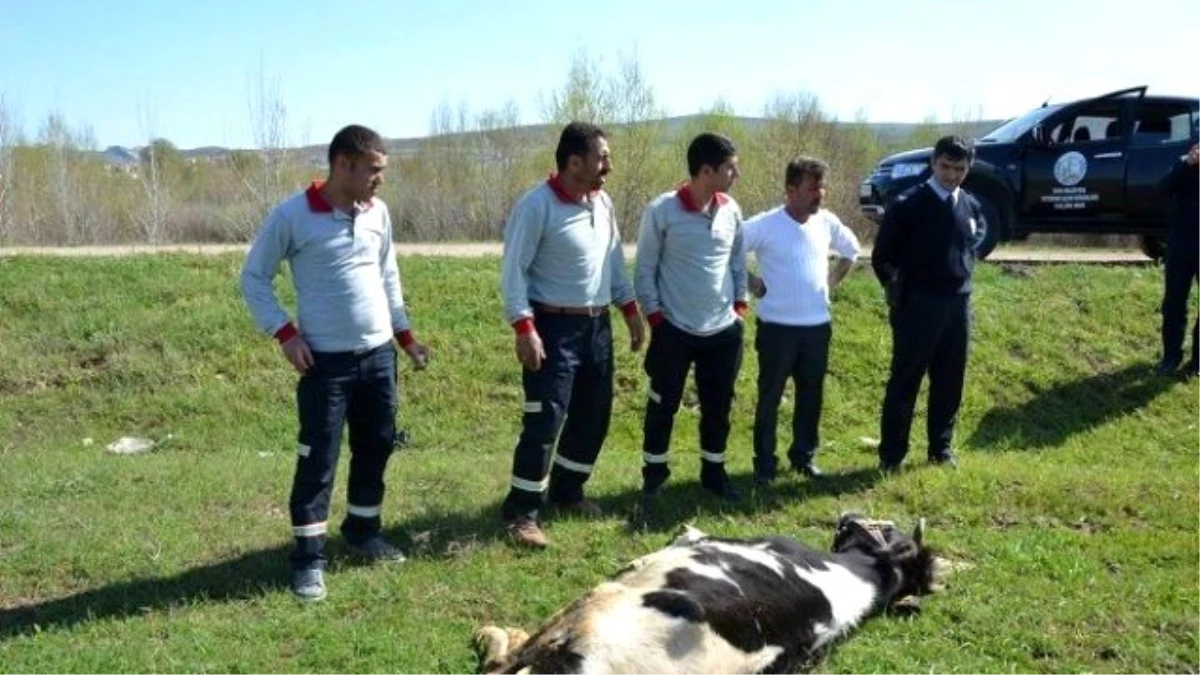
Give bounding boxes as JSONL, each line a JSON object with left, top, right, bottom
{"left": 0, "top": 500, "right": 513, "bottom": 641}
{"left": 0, "top": 469, "right": 882, "bottom": 641}
{"left": 0, "top": 544, "right": 290, "bottom": 640}
{"left": 582, "top": 468, "right": 884, "bottom": 535}
{"left": 968, "top": 362, "right": 1178, "bottom": 450}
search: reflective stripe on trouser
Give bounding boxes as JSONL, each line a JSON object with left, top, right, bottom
{"left": 290, "top": 344, "right": 397, "bottom": 568}
{"left": 502, "top": 313, "right": 613, "bottom": 520}
{"left": 642, "top": 320, "right": 743, "bottom": 489}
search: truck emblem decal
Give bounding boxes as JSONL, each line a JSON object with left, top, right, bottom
{"left": 1053, "top": 151, "right": 1088, "bottom": 186}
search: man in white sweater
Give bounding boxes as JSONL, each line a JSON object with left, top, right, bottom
{"left": 742, "top": 156, "right": 860, "bottom": 486}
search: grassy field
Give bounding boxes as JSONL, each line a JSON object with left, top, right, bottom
{"left": 0, "top": 253, "right": 1196, "bottom": 673}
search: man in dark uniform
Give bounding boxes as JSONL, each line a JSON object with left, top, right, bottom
{"left": 1155, "top": 142, "right": 1198, "bottom": 378}
{"left": 872, "top": 135, "right": 985, "bottom": 472}
{"left": 499, "top": 122, "right": 645, "bottom": 549}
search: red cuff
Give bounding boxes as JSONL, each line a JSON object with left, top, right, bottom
{"left": 620, "top": 301, "right": 639, "bottom": 318}
{"left": 395, "top": 330, "right": 415, "bottom": 348}
{"left": 273, "top": 322, "right": 298, "bottom": 344}
{"left": 734, "top": 301, "right": 749, "bottom": 318}
{"left": 512, "top": 317, "right": 535, "bottom": 336}
{"left": 647, "top": 311, "right": 664, "bottom": 329}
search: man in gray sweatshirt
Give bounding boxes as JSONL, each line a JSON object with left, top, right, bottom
{"left": 241, "top": 125, "right": 430, "bottom": 601}
{"left": 499, "top": 122, "right": 645, "bottom": 549}
{"left": 635, "top": 132, "right": 749, "bottom": 503}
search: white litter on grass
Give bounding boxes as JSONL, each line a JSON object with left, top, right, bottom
{"left": 858, "top": 436, "right": 880, "bottom": 448}
{"left": 257, "top": 451, "right": 275, "bottom": 458}
{"left": 106, "top": 437, "right": 156, "bottom": 455}
{"left": 82, "top": 438, "right": 94, "bottom": 447}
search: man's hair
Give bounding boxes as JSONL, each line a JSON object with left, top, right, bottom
{"left": 932, "top": 135, "right": 974, "bottom": 164}
{"left": 555, "top": 122, "right": 607, "bottom": 172}
{"left": 785, "top": 156, "right": 829, "bottom": 187}
{"left": 328, "top": 124, "right": 387, "bottom": 166}
{"left": 687, "top": 133, "right": 737, "bottom": 177}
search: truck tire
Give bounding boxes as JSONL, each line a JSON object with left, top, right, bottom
{"left": 972, "top": 193, "right": 1004, "bottom": 260}
{"left": 1139, "top": 235, "right": 1166, "bottom": 261}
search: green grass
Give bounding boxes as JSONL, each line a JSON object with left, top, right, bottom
{"left": 0, "top": 254, "right": 1196, "bottom": 673}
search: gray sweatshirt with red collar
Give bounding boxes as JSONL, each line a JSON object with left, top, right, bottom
{"left": 634, "top": 185, "right": 749, "bottom": 336}
{"left": 500, "top": 175, "right": 637, "bottom": 331}
{"left": 240, "top": 182, "right": 414, "bottom": 353}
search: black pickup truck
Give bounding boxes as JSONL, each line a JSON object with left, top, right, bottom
{"left": 859, "top": 86, "right": 1199, "bottom": 259}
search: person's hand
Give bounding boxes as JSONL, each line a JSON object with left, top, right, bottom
{"left": 1186, "top": 144, "right": 1198, "bottom": 166}
{"left": 748, "top": 273, "right": 766, "bottom": 298}
{"left": 515, "top": 331, "right": 546, "bottom": 371}
{"left": 279, "top": 333, "right": 314, "bottom": 374}
{"left": 624, "top": 312, "right": 645, "bottom": 352}
{"left": 403, "top": 341, "right": 431, "bottom": 370}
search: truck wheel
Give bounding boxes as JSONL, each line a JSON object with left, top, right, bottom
{"left": 973, "top": 194, "right": 1004, "bottom": 260}
{"left": 1139, "top": 235, "right": 1166, "bottom": 261}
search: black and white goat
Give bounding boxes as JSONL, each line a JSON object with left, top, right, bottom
{"left": 475, "top": 513, "right": 944, "bottom": 674}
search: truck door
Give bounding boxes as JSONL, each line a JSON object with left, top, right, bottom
{"left": 1123, "top": 100, "right": 1199, "bottom": 227}
{"left": 1021, "top": 98, "right": 1128, "bottom": 226}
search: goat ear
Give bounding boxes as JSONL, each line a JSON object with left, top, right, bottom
{"left": 913, "top": 517, "right": 926, "bottom": 546}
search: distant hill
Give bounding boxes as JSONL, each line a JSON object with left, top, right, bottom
{"left": 95, "top": 115, "right": 1004, "bottom": 167}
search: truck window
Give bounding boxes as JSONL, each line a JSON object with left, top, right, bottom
{"left": 1132, "top": 104, "right": 1194, "bottom": 145}
{"left": 1047, "top": 100, "right": 1122, "bottom": 144}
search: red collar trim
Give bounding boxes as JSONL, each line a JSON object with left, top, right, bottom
{"left": 304, "top": 180, "right": 375, "bottom": 213}
{"left": 305, "top": 181, "right": 333, "bottom": 212}
{"left": 546, "top": 173, "right": 598, "bottom": 204}
{"left": 676, "top": 184, "right": 729, "bottom": 213}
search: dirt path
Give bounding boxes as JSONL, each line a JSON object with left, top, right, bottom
{"left": 0, "top": 242, "right": 1152, "bottom": 263}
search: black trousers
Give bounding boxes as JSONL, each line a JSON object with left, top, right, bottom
{"left": 879, "top": 291, "right": 970, "bottom": 466}
{"left": 1161, "top": 237, "right": 1199, "bottom": 366}
{"left": 290, "top": 343, "right": 398, "bottom": 570}
{"left": 752, "top": 320, "right": 832, "bottom": 481}
{"left": 641, "top": 320, "right": 744, "bottom": 489}
{"left": 502, "top": 312, "right": 613, "bottom": 521}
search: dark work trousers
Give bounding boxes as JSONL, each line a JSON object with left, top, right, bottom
{"left": 879, "top": 291, "right": 970, "bottom": 466}
{"left": 642, "top": 319, "right": 744, "bottom": 490}
{"left": 752, "top": 320, "right": 832, "bottom": 481}
{"left": 501, "top": 312, "right": 614, "bottom": 521}
{"left": 290, "top": 343, "right": 398, "bottom": 571}
{"left": 1160, "top": 236, "right": 1199, "bottom": 366}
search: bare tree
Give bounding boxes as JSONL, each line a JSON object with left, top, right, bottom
{"left": 40, "top": 112, "right": 102, "bottom": 244}
{"left": 224, "top": 64, "right": 296, "bottom": 240}
{"left": 605, "top": 51, "right": 670, "bottom": 239}
{"left": 133, "top": 101, "right": 173, "bottom": 243}
{"left": 540, "top": 51, "right": 615, "bottom": 127}
{"left": 0, "top": 95, "right": 15, "bottom": 242}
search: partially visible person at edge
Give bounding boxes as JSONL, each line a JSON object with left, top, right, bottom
{"left": 498, "top": 121, "right": 645, "bottom": 549}
{"left": 240, "top": 124, "right": 431, "bottom": 602}
{"left": 871, "top": 135, "right": 985, "bottom": 473}
{"left": 634, "top": 132, "right": 749, "bottom": 504}
{"left": 1154, "top": 142, "right": 1199, "bottom": 378}
{"left": 742, "top": 155, "right": 860, "bottom": 486}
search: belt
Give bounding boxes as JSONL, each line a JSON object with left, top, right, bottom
{"left": 532, "top": 302, "right": 608, "bottom": 317}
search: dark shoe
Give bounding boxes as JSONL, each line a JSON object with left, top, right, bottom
{"left": 752, "top": 472, "right": 774, "bottom": 488}
{"left": 878, "top": 461, "right": 901, "bottom": 475}
{"left": 1182, "top": 359, "right": 1198, "bottom": 378}
{"left": 929, "top": 452, "right": 958, "bottom": 469}
{"left": 793, "top": 462, "right": 825, "bottom": 478}
{"left": 701, "top": 478, "right": 743, "bottom": 502}
{"left": 345, "top": 536, "right": 407, "bottom": 563}
{"left": 553, "top": 498, "right": 603, "bottom": 518}
{"left": 290, "top": 566, "right": 327, "bottom": 602}
{"left": 1154, "top": 358, "right": 1182, "bottom": 376}
{"left": 505, "top": 516, "right": 549, "bottom": 549}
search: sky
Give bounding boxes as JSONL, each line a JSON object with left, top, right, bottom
{"left": 0, "top": 0, "right": 1195, "bottom": 150}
